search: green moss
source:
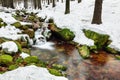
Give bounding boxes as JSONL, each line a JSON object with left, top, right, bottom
{"left": 0, "top": 18, "right": 3, "bottom": 22}
{"left": 0, "top": 55, "right": 13, "bottom": 66}
{"left": 48, "top": 68, "right": 63, "bottom": 76}
{"left": 58, "top": 28, "right": 75, "bottom": 41}
{"left": 8, "top": 64, "right": 18, "bottom": 70}
{"left": 11, "top": 22, "right": 22, "bottom": 28}
{"left": 83, "top": 29, "right": 110, "bottom": 49}
{"left": 14, "top": 41, "right": 22, "bottom": 53}
{"left": 77, "top": 45, "right": 90, "bottom": 59}
{"left": 15, "top": 57, "right": 24, "bottom": 64}
{"left": 105, "top": 47, "right": 118, "bottom": 54}
{"left": 52, "top": 64, "right": 67, "bottom": 71}
{"left": 24, "top": 56, "right": 39, "bottom": 64}
{"left": 22, "top": 29, "right": 35, "bottom": 38}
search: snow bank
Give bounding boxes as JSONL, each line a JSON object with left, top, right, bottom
{"left": 20, "top": 52, "right": 30, "bottom": 59}
{"left": 0, "top": 65, "right": 68, "bottom": 80}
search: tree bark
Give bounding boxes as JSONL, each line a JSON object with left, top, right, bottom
{"left": 65, "top": 0, "right": 70, "bottom": 14}
{"left": 78, "top": 0, "right": 81, "bottom": 3}
{"left": 92, "top": 0, "right": 103, "bottom": 24}
{"left": 52, "top": 0, "right": 56, "bottom": 7}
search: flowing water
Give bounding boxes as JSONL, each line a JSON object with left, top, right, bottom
{"left": 31, "top": 42, "right": 120, "bottom": 80}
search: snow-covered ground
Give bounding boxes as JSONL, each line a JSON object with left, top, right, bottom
{"left": 0, "top": 0, "right": 120, "bottom": 80}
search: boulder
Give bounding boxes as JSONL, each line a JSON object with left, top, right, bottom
{"left": 48, "top": 23, "right": 75, "bottom": 41}
{"left": 83, "top": 29, "right": 111, "bottom": 49}
{"left": 77, "top": 45, "right": 90, "bottom": 59}
{"left": 0, "top": 55, "right": 13, "bottom": 66}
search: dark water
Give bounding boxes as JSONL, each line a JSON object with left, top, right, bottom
{"left": 31, "top": 42, "right": 120, "bottom": 80}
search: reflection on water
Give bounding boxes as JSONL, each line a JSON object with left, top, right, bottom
{"left": 31, "top": 43, "right": 120, "bottom": 80}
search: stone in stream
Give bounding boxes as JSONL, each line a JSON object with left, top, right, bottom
{"left": 77, "top": 45, "right": 90, "bottom": 59}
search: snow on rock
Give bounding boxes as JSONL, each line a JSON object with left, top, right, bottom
{"left": 0, "top": 12, "right": 17, "bottom": 24}
{"left": 0, "top": 65, "right": 68, "bottom": 80}
{"left": 20, "top": 52, "right": 30, "bottom": 59}
{"left": 0, "top": 41, "right": 18, "bottom": 53}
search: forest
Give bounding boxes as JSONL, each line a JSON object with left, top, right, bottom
{"left": 0, "top": 0, "right": 120, "bottom": 80}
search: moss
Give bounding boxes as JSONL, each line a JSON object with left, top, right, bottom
{"left": 105, "top": 47, "right": 118, "bottom": 54}
{"left": 0, "top": 18, "right": 3, "bottom": 22}
{"left": 15, "top": 57, "right": 24, "bottom": 64}
{"left": 11, "top": 22, "right": 22, "bottom": 28}
{"left": 83, "top": 29, "right": 110, "bottom": 50}
{"left": 77, "top": 45, "right": 90, "bottom": 59}
{"left": 48, "top": 68, "right": 63, "bottom": 76}
{"left": 52, "top": 64, "right": 67, "bottom": 71}
{"left": 8, "top": 64, "right": 18, "bottom": 70}
{"left": 0, "top": 38, "right": 6, "bottom": 44}
{"left": 24, "top": 56, "right": 39, "bottom": 64}
{"left": 22, "top": 29, "right": 35, "bottom": 38}
{"left": 14, "top": 41, "right": 22, "bottom": 53}
{"left": 48, "top": 18, "right": 54, "bottom": 23}
{"left": 0, "top": 55, "right": 13, "bottom": 66}
{"left": 58, "top": 28, "right": 75, "bottom": 41}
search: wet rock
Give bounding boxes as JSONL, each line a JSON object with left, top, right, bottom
{"left": 77, "top": 45, "right": 90, "bottom": 59}
{"left": 0, "top": 54, "right": 13, "bottom": 66}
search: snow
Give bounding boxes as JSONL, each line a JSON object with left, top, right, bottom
{"left": 20, "top": 52, "right": 30, "bottom": 59}
{"left": 0, "top": 41, "right": 18, "bottom": 53}
{"left": 0, "top": 65, "right": 68, "bottom": 80}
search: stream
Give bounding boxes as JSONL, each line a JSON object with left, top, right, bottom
{"left": 31, "top": 41, "right": 120, "bottom": 80}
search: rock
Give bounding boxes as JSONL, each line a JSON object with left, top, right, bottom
{"left": 11, "top": 22, "right": 22, "bottom": 28}
{"left": 24, "top": 56, "right": 39, "bottom": 64}
{"left": 77, "top": 45, "right": 90, "bottom": 59}
{"left": 22, "top": 29, "right": 35, "bottom": 38}
{"left": 0, "top": 55, "right": 13, "bottom": 66}
{"left": 58, "top": 28, "right": 75, "bottom": 41}
{"left": 83, "top": 29, "right": 111, "bottom": 49}
{"left": 48, "top": 24, "right": 75, "bottom": 41}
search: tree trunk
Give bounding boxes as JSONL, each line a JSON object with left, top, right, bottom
{"left": 38, "top": 0, "right": 42, "bottom": 9}
{"left": 65, "top": 0, "right": 70, "bottom": 14}
{"left": 48, "top": 0, "right": 50, "bottom": 5}
{"left": 92, "top": 0, "right": 103, "bottom": 24}
{"left": 78, "top": 0, "right": 81, "bottom": 3}
{"left": 24, "top": 0, "right": 28, "bottom": 9}
{"left": 52, "top": 0, "right": 56, "bottom": 7}
{"left": 34, "top": 0, "right": 37, "bottom": 9}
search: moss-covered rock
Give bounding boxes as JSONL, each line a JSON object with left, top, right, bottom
{"left": 48, "top": 18, "right": 54, "bottom": 23}
{"left": 0, "top": 38, "right": 6, "bottom": 44}
{"left": 11, "top": 22, "right": 22, "bottom": 28}
{"left": 0, "top": 55, "right": 13, "bottom": 66}
{"left": 48, "top": 68, "right": 63, "bottom": 76}
{"left": 22, "top": 29, "right": 35, "bottom": 38}
{"left": 83, "top": 29, "right": 111, "bottom": 49}
{"left": 77, "top": 45, "right": 90, "bottom": 59}
{"left": 58, "top": 28, "right": 75, "bottom": 41}
{"left": 24, "top": 56, "right": 39, "bottom": 64}
{"left": 0, "top": 18, "right": 3, "bottom": 22}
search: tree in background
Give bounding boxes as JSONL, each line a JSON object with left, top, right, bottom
{"left": 92, "top": 0, "right": 103, "bottom": 24}
{"left": 78, "top": 0, "right": 81, "bottom": 3}
{"left": 34, "top": 0, "right": 37, "bottom": 9}
{"left": 65, "top": 0, "right": 70, "bottom": 14}
{"left": 38, "top": 0, "right": 42, "bottom": 9}
{"left": 52, "top": 0, "right": 56, "bottom": 7}
{"left": 24, "top": 0, "right": 28, "bottom": 9}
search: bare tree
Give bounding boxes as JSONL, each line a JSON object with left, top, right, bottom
{"left": 78, "top": 0, "right": 81, "bottom": 3}
{"left": 38, "top": 0, "right": 42, "bottom": 9}
{"left": 52, "top": 0, "right": 56, "bottom": 7}
{"left": 92, "top": 0, "right": 103, "bottom": 24}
